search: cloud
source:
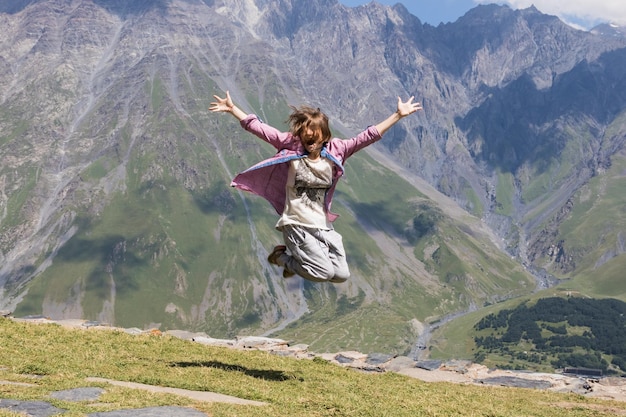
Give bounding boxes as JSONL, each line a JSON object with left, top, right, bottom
{"left": 475, "top": 0, "right": 626, "bottom": 28}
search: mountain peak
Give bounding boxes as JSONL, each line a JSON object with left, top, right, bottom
{"left": 590, "top": 22, "right": 626, "bottom": 38}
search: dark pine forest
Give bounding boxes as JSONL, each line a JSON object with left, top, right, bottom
{"left": 473, "top": 297, "right": 626, "bottom": 373}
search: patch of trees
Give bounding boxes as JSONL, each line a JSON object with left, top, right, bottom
{"left": 473, "top": 297, "right": 626, "bottom": 373}
{"left": 405, "top": 203, "right": 442, "bottom": 244}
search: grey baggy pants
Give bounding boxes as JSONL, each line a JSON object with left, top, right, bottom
{"left": 278, "top": 224, "right": 350, "bottom": 283}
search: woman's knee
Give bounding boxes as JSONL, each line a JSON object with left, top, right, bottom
{"left": 301, "top": 260, "right": 335, "bottom": 282}
{"left": 330, "top": 266, "right": 350, "bottom": 283}
{"left": 302, "top": 263, "right": 349, "bottom": 283}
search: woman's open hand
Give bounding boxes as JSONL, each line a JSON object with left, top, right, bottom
{"left": 397, "top": 96, "right": 423, "bottom": 117}
{"left": 209, "top": 91, "right": 234, "bottom": 112}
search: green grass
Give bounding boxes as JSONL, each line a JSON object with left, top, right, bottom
{"left": 464, "top": 186, "right": 484, "bottom": 218}
{"left": 0, "top": 165, "right": 38, "bottom": 234}
{"left": 277, "top": 300, "right": 421, "bottom": 355}
{"left": 1, "top": 319, "right": 625, "bottom": 417}
{"left": 0, "top": 117, "right": 30, "bottom": 147}
{"left": 495, "top": 169, "right": 514, "bottom": 216}
{"left": 546, "top": 149, "right": 626, "bottom": 288}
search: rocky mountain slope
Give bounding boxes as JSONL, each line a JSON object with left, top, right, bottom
{"left": 1, "top": 0, "right": 625, "bottom": 354}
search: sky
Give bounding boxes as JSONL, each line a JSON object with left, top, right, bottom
{"left": 338, "top": 0, "right": 626, "bottom": 30}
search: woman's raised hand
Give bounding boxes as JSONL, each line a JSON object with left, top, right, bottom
{"left": 397, "top": 96, "right": 423, "bottom": 117}
{"left": 209, "top": 90, "right": 234, "bottom": 112}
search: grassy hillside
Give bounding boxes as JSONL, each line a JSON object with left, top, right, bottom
{"left": 1, "top": 318, "right": 625, "bottom": 417}
{"left": 547, "top": 147, "right": 626, "bottom": 298}
{"left": 430, "top": 115, "right": 626, "bottom": 370}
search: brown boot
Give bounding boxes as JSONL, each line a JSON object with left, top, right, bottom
{"left": 267, "top": 245, "right": 286, "bottom": 265}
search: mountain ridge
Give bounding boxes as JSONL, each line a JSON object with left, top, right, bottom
{"left": 1, "top": 0, "right": 625, "bottom": 354}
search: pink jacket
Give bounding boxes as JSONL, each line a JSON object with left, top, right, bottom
{"left": 230, "top": 114, "right": 382, "bottom": 222}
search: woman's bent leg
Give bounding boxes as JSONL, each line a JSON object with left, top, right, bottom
{"left": 322, "top": 229, "right": 350, "bottom": 283}
{"left": 279, "top": 225, "right": 349, "bottom": 283}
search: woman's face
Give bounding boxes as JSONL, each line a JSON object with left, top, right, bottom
{"left": 301, "top": 126, "right": 325, "bottom": 153}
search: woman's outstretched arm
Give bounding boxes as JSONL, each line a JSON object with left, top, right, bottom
{"left": 375, "top": 96, "right": 423, "bottom": 136}
{"left": 209, "top": 90, "right": 248, "bottom": 121}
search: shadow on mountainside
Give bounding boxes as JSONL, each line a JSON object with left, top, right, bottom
{"left": 93, "top": 0, "right": 168, "bottom": 18}
{"left": 458, "top": 48, "right": 626, "bottom": 175}
{"left": 53, "top": 234, "right": 145, "bottom": 295}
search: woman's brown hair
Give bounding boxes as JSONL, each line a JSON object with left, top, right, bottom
{"left": 287, "top": 105, "right": 332, "bottom": 143}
